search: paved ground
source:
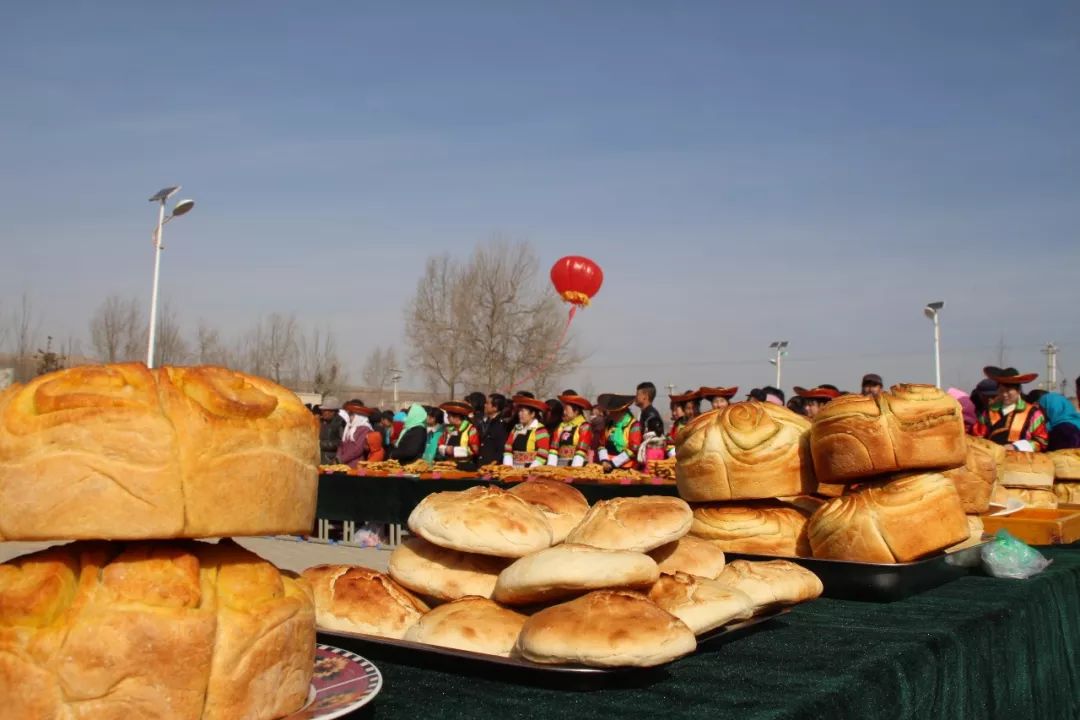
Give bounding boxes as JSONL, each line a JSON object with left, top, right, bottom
{"left": 0, "top": 537, "right": 392, "bottom": 572}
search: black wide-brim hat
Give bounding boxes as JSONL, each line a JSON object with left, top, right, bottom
{"left": 983, "top": 366, "right": 1038, "bottom": 386}
{"left": 597, "top": 393, "right": 635, "bottom": 414}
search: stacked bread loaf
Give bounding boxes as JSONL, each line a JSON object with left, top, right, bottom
{"left": 805, "top": 385, "right": 978, "bottom": 561}
{"left": 990, "top": 450, "right": 1058, "bottom": 508}
{"left": 0, "top": 363, "right": 320, "bottom": 720}
{"left": 304, "top": 479, "right": 822, "bottom": 668}
{"left": 675, "top": 401, "right": 818, "bottom": 557}
{"left": 1048, "top": 449, "right": 1080, "bottom": 505}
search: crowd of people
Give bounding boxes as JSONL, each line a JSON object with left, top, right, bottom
{"left": 315, "top": 367, "right": 1080, "bottom": 472}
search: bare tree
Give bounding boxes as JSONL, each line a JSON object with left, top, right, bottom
{"left": 8, "top": 293, "right": 40, "bottom": 382}
{"left": 303, "top": 327, "right": 347, "bottom": 398}
{"left": 240, "top": 313, "right": 300, "bottom": 383}
{"left": 194, "top": 320, "right": 231, "bottom": 366}
{"left": 405, "top": 255, "right": 472, "bottom": 399}
{"left": 152, "top": 300, "right": 189, "bottom": 366}
{"left": 90, "top": 295, "right": 139, "bottom": 363}
{"left": 361, "top": 346, "right": 399, "bottom": 404}
{"left": 404, "top": 240, "right": 584, "bottom": 398}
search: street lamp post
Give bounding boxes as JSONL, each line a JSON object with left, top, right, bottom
{"left": 146, "top": 186, "right": 195, "bottom": 367}
{"left": 768, "top": 341, "right": 789, "bottom": 389}
{"left": 390, "top": 369, "right": 403, "bottom": 406}
{"left": 923, "top": 301, "right": 944, "bottom": 388}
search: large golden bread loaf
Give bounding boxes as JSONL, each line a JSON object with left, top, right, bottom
{"left": 991, "top": 485, "right": 1058, "bottom": 509}
{"left": 1001, "top": 451, "right": 1055, "bottom": 488}
{"left": 1050, "top": 449, "right": 1080, "bottom": 480}
{"left": 388, "top": 536, "right": 510, "bottom": 602}
{"left": 301, "top": 565, "right": 428, "bottom": 639}
{"left": 714, "top": 559, "right": 823, "bottom": 610}
{"left": 407, "top": 485, "right": 553, "bottom": 557}
{"left": 493, "top": 544, "right": 659, "bottom": 605}
{"left": 941, "top": 437, "right": 1000, "bottom": 513}
{"left": 675, "top": 402, "right": 815, "bottom": 501}
{"left": 810, "top": 384, "right": 966, "bottom": 484}
{"left": 404, "top": 597, "right": 526, "bottom": 657}
{"left": 807, "top": 473, "right": 969, "bottom": 563}
{"left": 0, "top": 540, "right": 315, "bottom": 720}
{"left": 1053, "top": 482, "right": 1080, "bottom": 504}
{"left": 0, "top": 363, "right": 319, "bottom": 541}
{"left": 506, "top": 479, "right": 589, "bottom": 544}
{"left": 648, "top": 536, "right": 727, "bottom": 578}
{"left": 688, "top": 503, "right": 810, "bottom": 557}
{"left": 514, "top": 590, "right": 696, "bottom": 667}
{"left": 563, "top": 496, "right": 693, "bottom": 552}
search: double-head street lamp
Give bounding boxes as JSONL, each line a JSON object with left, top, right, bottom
{"left": 146, "top": 186, "right": 195, "bottom": 367}
{"left": 769, "top": 341, "right": 789, "bottom": 389}
{"left": 923, "top": 301, "right": 944, "bottom": 388}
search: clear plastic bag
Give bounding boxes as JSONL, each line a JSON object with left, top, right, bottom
{"left": 980, "top": 529, "right": 1052, "bottom": 579}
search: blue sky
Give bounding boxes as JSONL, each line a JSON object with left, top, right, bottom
{"left": 2, "top": 1, "right": 1078, "bottom": 396}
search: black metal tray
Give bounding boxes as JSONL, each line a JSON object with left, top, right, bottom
{"left": 318, "top": 608, "right": 789, "bottom": 690}
{"left": 727, "top": 542, "right": 987, "bottom": 602}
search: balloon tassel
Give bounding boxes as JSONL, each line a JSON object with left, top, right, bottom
{"left": 502, "top": 305, "right": 577, "bottom": 395}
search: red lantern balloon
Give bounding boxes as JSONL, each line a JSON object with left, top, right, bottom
{"left": 550, "top": 256, "right": 604, "bottom": 307}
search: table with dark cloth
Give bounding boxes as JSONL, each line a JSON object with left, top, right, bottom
{"left": 316, "top": 472, "right": 679, "bottom": 525}
{"left": 323, "top": 545, "right": 1080, "bottom": 720}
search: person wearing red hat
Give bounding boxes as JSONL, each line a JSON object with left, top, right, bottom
{"left": 665, "top": 390, "right": 697, "bottom": 458}
{"left": 597, "top": 394, "right": 643, "bottom": 472}
{"left": 336, "top": 401, "right": 385, "bottom": 467}
{"left": 794, "top": 386, "right": 842, "bottom": 419}
{"left": 503, "top": 396, "right": 552, "bottom": 468}
{"left": 437, "top": 401, "right": 481, "bottom": 471}
{"left": 698, "top": 386, "right": 738, "bottom": 412}
{"left": 973, "top": 367, "right": 1049, "bottom": 451}
{"left": 549, "top": 395, "right": 594, "bottom": 467}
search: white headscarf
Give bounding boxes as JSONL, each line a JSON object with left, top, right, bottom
{"left": 343, "top": 412, "right": 372, "bottom": 442}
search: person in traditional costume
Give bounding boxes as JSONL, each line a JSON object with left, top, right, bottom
{"left": 666, "top": 390, "right": 697, "bottom": 458}
{"left": 549, "top": 394, "right": 594, "bottom": 467}
{"left": 1037, "top": 393, "right": 1080, "bottom": 451}
{"left": 336, "top": 401, "right": 385, "bottom": 467}
{"left": 793, "top": 386, "right": 842, "bottom": 419}
{"left": 698, "top": 386, "right": 738, "bottom": 412}
{"left": 973, "top": 367, "right": 1049, "bottom": 451}
{"left": 437, "top": 401, "right": 481, "bottom": 471}
{"left": 390, "top": 404, "right": 428, "bottom": 463}
{"left": 597, "top": 394, "right": 643, "bottom": 472}
{"left": 503, "top": 395, "right": 552, "bottom": 468}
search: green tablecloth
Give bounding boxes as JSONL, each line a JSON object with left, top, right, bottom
{"left": 324, "top": 545, "right": 1080, "bottom": 720}
{"left": 316, "top": 473, "right": 679, "bottom": 524}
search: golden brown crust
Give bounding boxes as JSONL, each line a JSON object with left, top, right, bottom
{"left": 408, "top": 485, "right": 553, "bottom": 557}
{"left": 404, "top": 597, "right": 527, "bottom": 657}
{"left": 648, "top": 536, "right": 726, "bottom": 578}
{"left": 1053, "top": 482, "right": 1080, "bottom": 504}
{"left": 942, "top": 436, "right": 999, "bottom": 513}
{"left": 388, "top": 536, "right": 510, "bottom": 602}
{"left": 564, "top": 496, "right": 693, "bottom": 552}
{"left": 1001, "top": 450, "right": 1055, "bottom": 488}
{"left": 0, "top": 540, "right": 314, "bottom": 720}
{"left": 0, "top": 363, "right": 319, "bottom": 541}
{"left": 807, "top": 473, "right": 970, "bottom": 563}
{"left": 689, "top": 503, "right": 810, "bottom": 557}
{"left": 301, "top": 565, "right": 428, "bottom": 639}
{"left": 493, "top": 544, "right": 659, "bottom": 605}
{"left": 646, "top": 572, "right": 754, "bottom": 634}
{"left": 675, "top": 402, "right": 815, "bottom": 502}
{"left": 992, "top": 485, "right": 1059, "bottom": 509}
{"left": 1050, "top": 449, "right": 1080, "bottom": 481}
{"left": 810, "top": 384, "right": 966, "bottom": 484}
{"left": 714, "top": 559, "right": 823, "bottom": 609}
{"left": 507, "top": 479, "right": 590, "bottom": 543}
{"left": 515, "top": 590, "right": 696, "bottom": 667}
